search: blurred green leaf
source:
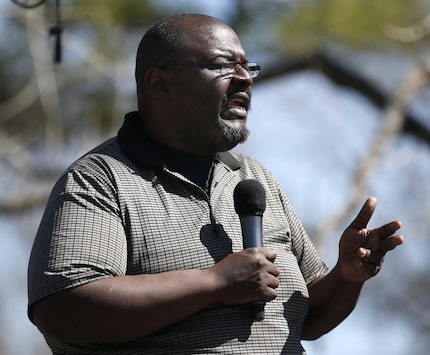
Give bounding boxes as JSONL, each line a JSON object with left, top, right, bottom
{"left": 71, "top": 0, "right": 162, "bottom": 28}
{"left": 275, "top": 0, "right": 426, "bottom": 54}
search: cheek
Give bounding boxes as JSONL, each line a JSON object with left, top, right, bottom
{"left": 195, "top": 87, "right": 227, "bottom": 113}
{"left": 174, "top": 74, "right": 229, "bottom": 112}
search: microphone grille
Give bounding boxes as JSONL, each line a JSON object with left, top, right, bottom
{"left": 233, "top": 179, "right": 266, "bottom": 216}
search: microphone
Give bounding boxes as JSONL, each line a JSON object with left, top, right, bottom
{"left": 233, "top": 179, "right": 267, "bottom": 321}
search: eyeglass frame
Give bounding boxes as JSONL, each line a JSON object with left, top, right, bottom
{"left": 157, "top": 61, "right": 261, "bottom": 79}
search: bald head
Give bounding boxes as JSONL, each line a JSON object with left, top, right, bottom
{"left": 135, "top": 14, "right": 233, "bottom": 89}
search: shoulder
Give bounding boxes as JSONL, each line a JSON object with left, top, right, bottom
{"left": 228, "top": 150, "right": 281, "bottom": 190}
{"left": 61, "top": 137, "right": 137, "bottom": 181}
{"left": 229, "top": 151, "right": 272, "bottom": 174}
{"left": 49, "top": 137, "right": 139, "bottom": 199}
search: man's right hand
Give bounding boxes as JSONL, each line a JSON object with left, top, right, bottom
{"left": 208, "top": 247, "right": 279, "bottom": 305}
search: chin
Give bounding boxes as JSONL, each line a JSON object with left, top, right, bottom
{"left": 221, "top": 124, "right": 249, "bottom": 145}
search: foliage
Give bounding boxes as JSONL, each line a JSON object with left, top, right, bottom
{"left": 275, "top": 0, "right": 427, "bottom": 54}
{"left": 64, "top": 0, "right": 162, "bottom": 29}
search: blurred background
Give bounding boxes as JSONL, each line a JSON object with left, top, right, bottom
{"left": 1, "top": 0, "right": 430, "bottom": 354}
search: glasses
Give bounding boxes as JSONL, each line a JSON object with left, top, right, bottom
{"left": 158, "top": 61, "right": 261, "bottom": 78}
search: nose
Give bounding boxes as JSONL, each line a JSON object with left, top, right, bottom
{"left": 232, "top": 65, "right": 254, "bottom": 85}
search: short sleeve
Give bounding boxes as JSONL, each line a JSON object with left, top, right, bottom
{"left": 27, "top": 160, "right": 128, "bottom": 314}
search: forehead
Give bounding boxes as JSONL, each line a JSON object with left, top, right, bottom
{"left": 184, "top": 22, "right": 246, "bottom": 60}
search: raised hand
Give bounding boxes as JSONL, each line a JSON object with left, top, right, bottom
{"left": 338, "top": 197, "right": 403, "bottom": 282}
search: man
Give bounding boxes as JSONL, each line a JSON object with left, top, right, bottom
{"left": 28, "top": 13, "right": 403, "bottom": 354}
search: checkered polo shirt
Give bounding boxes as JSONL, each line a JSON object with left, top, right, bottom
{"left": 28, "top": 112, "right": 328, "bottom": 354}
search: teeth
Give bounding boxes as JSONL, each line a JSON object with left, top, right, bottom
{"left": 229, "top": 99, "right": 246, "bottom": 108}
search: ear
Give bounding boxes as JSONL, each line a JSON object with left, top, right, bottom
{"left": 143, "top": 67, "right": 170, "bottom": 99}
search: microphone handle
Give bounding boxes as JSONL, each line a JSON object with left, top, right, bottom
{"left": 252, "top": 301, "right": 266, "bottom": 321}
{"left": 240, "top": 215, "right": 265, "bottom": 321}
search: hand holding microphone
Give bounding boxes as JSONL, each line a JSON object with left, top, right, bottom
{"left": 233, "top": 179, "right": 279, "bottom": 321}
{"left": 208, "top": 179, "right": 279, "bottom": 320}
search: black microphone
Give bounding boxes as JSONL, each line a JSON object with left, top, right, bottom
{"left": 233, "top": 179, "right": 267, "bottom": 321}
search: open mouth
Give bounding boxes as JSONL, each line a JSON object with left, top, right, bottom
{"left": 223, "top": 93, "right": 250, "bottom": 119}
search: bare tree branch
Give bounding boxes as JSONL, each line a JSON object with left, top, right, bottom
{"left": 0, "top": 130, "right": 35, "bottom": 174}
{"left": 25, "top": 6, "right": 64, "bottom": 160}
{"left": 313, "top": 59, "right": 430, "bottom": 249}
{"left": 256, "top": 53, "right": 430, "bottom": 146}
{"left": 0, "top": 187, "right": 52, "bottom": 213}
{"left": 384, "top": 13, "right": 430, "bottom": 42}
{"left": 0, "top": 74, "right": 38, "bottom": 123}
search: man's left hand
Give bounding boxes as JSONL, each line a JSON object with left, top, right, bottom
{"left": 338, "top": 197, "right": 403, "bottom": 283}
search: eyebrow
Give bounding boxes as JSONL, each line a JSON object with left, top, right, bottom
{"left": 209, "top": 53, "right": 248, "bottom": 63}
{"left": 209, "top": 48, "right": 247, "bottom": 61}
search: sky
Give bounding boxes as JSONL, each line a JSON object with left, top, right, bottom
{"left": 1, "top": 0, "right": 430, "bottom": 354}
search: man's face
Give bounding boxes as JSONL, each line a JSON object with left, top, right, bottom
{"left": 165, "top": 23, "right": 253, "bottom": 155}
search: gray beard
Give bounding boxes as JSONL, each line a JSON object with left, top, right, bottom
{"left": 216, "top": 118, "right": 250, "bottom": 146}
{"left": 217, "top": 95, "right": 250, "bottom": 146}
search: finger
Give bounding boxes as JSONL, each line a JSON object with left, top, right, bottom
{"left": 357, "top": 247, "right": 371, "bottom": 259}
{"left": 267, "top": 274, "right": 280, "bottom": 289}
{"left": 356, "top": 249, "right": 383, "bottom": 275}
{"left": 260, "top": 250, "right": 280, "bottom": 276}
{"left": 349, "top": 197, "right": 377, "bottom": 231}
{"left": 363, "top": 250, "right": 384, "bottom": 266}
{"left": 268, "top": 264, "right": 280, "bottom": 277}
{"left": 263, "top": 287, "right": 278, "bottom": 302}
{"left": 375, "top": 221, "right": 402, "bottom": 240}
{"left": 380, "top": 235, "right": 404, "bottom": 252}
{"left": 251, "top": 248, "right": 279, "bottom": 276}
{"left": 261, "top": 247, "right": 277, "bottom": 263}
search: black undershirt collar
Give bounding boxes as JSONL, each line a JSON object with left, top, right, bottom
{"left": 117, "top": 111, "right": 241, "bottom": 188}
